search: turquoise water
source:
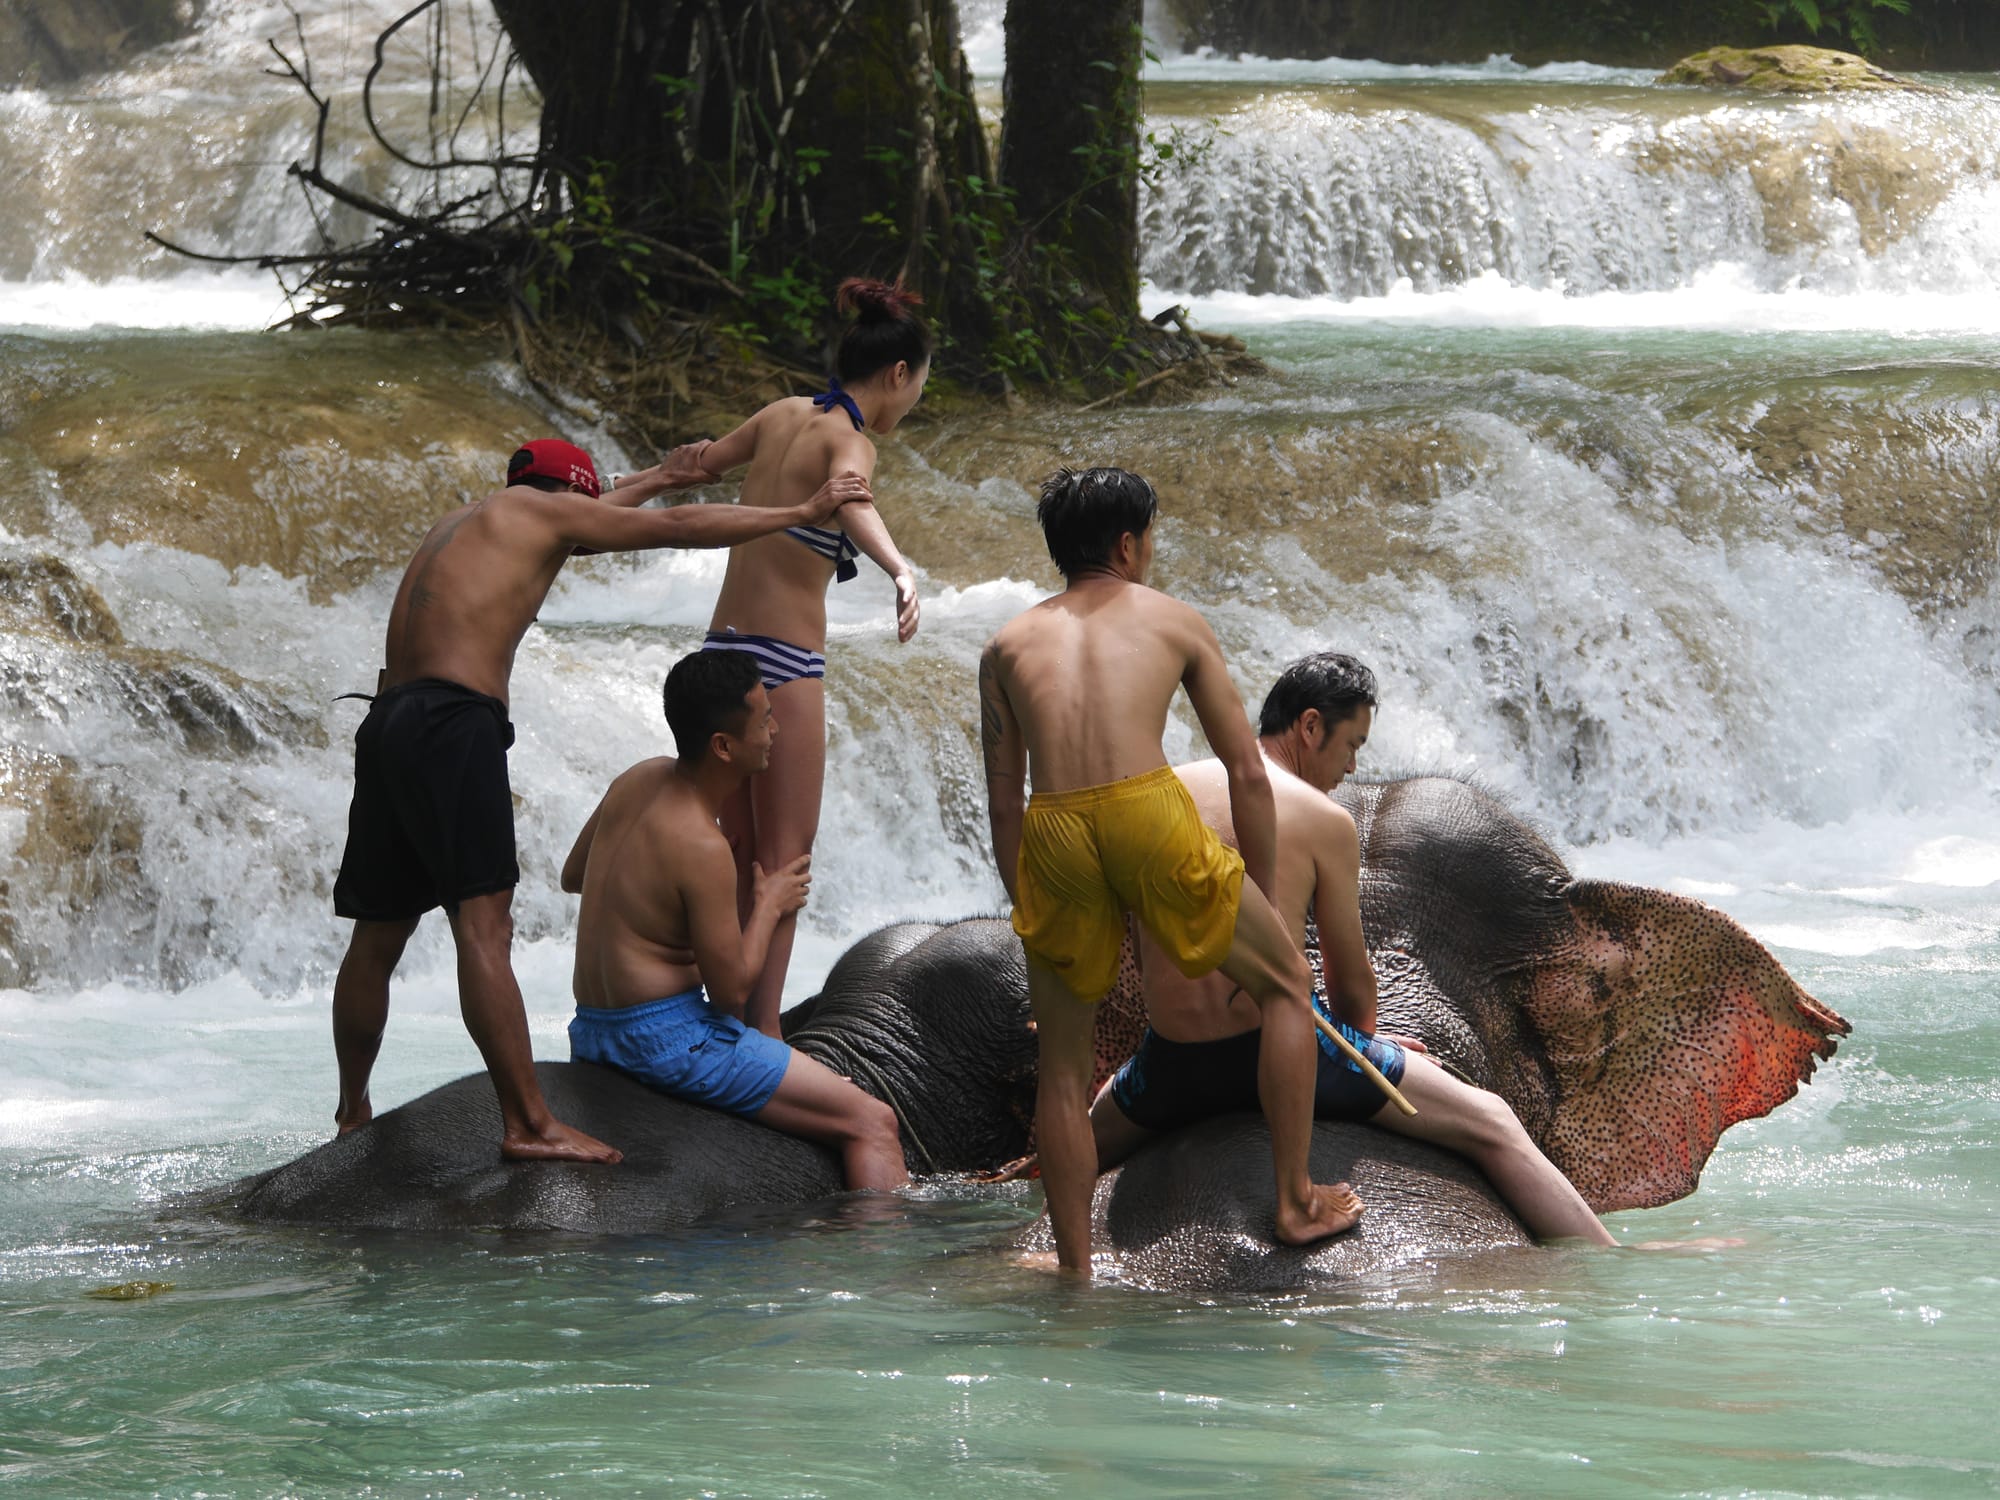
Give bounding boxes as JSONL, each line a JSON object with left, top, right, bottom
{"left": 3, "top": 826, "right": 1997, "bottom": 1495}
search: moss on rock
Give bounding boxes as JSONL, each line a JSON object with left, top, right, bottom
{"left": 1658, "top": 44, "right": 1932, "bottom": 93}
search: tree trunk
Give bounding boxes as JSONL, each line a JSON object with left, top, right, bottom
{"left": 487, "top": 0, "right": 995, "bottom": 359}
{"left": 998, "top": 0, "right": 1143, "bottom": 321}
{"left": 291, "top": 0, "right": 1150, "bottom": 379}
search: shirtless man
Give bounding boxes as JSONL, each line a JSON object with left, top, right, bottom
{"left": 561, "top": 648, "right": 907, "bottom": 1190}
{"left": 330, "top": 437, "right": 868, "bottom": 1165}
{"left": 980, "top": 466, "right": 1362, "bottom": 1275}
{"left": 1093, "top": 652, "right": 1618, "bottom": 1246}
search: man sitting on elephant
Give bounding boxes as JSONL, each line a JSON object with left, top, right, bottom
{"left": 1094, "top": 651, "right": 1617, "bottom": 1246}
{"left": 560, "top": 649, "right": 909, "bottom": 1192}
{"left": 980, "top": 466, "right": 1362, "bottom": 1275}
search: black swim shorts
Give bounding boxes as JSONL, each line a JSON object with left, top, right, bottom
{"left": 332, "top": 678, "right": 521, "bottom": 921}
{"left": 1107, "top": 998, "right": 1408, "bottom": 1133}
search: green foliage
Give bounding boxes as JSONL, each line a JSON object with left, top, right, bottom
{"left": 1139, "top": 119, "right": 1222, "bottom": 194}
{"left": 740, "top": 263, "right": 824, "bottom": 346}
{"left": 527, "top": 161, "right": 658, "bottom": 317}
{"left": 1760, "top": 0, "right": 1913, "bottom": 54}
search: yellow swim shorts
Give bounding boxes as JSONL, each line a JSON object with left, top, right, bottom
{"left": 1011, "top": 765, "right": 1245, "bottom": 1003}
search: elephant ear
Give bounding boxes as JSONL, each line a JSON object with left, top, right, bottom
{"left": 1521, "top": 880, "right": 1850, "bottom": 1213}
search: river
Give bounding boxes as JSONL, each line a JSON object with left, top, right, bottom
{"left": 2, "top": 1, "right": 1997, "bottom": 1494}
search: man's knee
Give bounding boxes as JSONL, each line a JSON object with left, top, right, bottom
{"left": 1461, "top": 1086, "right": 1527, "bottom": 1154}
{"left": 343, "top": 917, "right": 418, "bottom": 972}
{"left": 451, "top": 894, "right": 515, "bottom": 950}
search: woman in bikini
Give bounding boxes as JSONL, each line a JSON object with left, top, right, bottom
{"left": 688, "top": 278, "right": 929, "bottom": 1037}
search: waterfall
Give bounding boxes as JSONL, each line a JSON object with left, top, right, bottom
{"left": 1142, "top": 84, "right": 2000, "bottom": 315}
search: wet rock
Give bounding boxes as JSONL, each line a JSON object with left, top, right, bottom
{"left": 0, "top": 0, "right": 190, "bottom": 89}
{"left": 104, "top": 649, "right": 327, "bottom": 756}
{"left": 8, "top": 331, "right": 565, "bottom": 600}
{"left": 1715, "top": 369, "right": 2000, "bottom": 616}
{"left": 1659, "top": 45, "right": 1934, "bottom": 94}
{"left": 0, "top": 746, "right": 144, "bottom": 988}
{"left": 1635, "top": 114, "right": 1951, "bottom": 262}
{"left": 904, "top": 399, "right": 1479, "bottom": 610}
{"left": 0, "top": 553, "right": 122, "bottom": 644}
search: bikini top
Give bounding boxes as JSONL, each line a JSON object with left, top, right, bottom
{"left": 784, "top": 377, "right": 865, "bottom": 582}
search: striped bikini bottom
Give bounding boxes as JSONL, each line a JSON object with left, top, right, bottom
{"left": 701, "top": 629, "right": 826, "bottom": 690}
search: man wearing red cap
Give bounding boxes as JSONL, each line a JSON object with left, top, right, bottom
{"left": 329, "top": 437, "right": 870, "bottom": 1165}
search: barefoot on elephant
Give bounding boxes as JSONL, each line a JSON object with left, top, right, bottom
{"left": 334, "top": 1097, "right": 372, "bottom": 1136}
{"left": 1275, "top": 1181, "right": 1364, "bottom": 1246}
{"left": 501, "top": 1119, "right": 623, "bottom": 1165}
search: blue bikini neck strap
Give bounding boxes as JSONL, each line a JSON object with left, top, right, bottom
{"left": 812, "top": 376, "right": 867, "bottom": 431}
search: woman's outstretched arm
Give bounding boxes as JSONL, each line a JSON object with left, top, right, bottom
{"left": 838, "top": 499, "right": 920, "bottom": 642}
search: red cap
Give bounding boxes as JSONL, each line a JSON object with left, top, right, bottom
{"left": 507, "top": 438, "right": 600, "bottom": 498}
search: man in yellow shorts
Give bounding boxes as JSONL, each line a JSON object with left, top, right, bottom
{"left": 980, "top": 467, "right": 1363, "bottom": 1275}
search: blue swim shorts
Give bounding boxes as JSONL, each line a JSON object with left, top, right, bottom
{"left": 568, "top": 987, "right": 793, "bottom": 1116}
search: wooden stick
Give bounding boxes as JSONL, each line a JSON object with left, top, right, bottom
{"left": 1311, "top": 1009, "right": 1417, "bottom": 1116}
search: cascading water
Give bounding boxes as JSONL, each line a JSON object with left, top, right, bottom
{"left": 0, "top": 0, "right": 528, "bottom": 325}
{"left": 1142, "top": 80, "right": 2000, "bottom": 308}
{"left": 3, "top": 10, "right": 1999, "bottom": 1494}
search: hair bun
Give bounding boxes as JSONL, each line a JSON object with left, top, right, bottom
{"left": 836, "top": 277, "right": 924, "bottom": 322}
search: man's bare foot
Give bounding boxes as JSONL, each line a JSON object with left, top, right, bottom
{"left": 1631, "top": 1235, "right": 1746, "bottom": 1251}
{"left": 334, "top": 1097, "right": 372, "bottom": 1136}
{"left": 501, "top": 1119, "right": 623, "bottom": 1164}
{"left": 1274, "top": 1181, "right": 1365, "bottom": 1246}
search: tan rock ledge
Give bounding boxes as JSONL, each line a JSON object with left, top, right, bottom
{"left": 1659, "top": 43, "right": 1938, "bottom": 94}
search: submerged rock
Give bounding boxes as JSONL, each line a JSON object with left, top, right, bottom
{"left": 1659, "top": 44, "right": 1932, "bottom": 94}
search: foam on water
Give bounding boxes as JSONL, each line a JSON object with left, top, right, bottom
{"left": 1146, "top": 50, "right": 1655, "bottom": 86}
{"left": 0, "top": 272, "right": 292, "bottom": 333}
{"left": 1157, "top": 260, "right": 2000, "bottom": 335}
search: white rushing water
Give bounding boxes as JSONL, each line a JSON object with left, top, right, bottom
{"left": 1, "top": 4, "right": 1997, "bottom": 997}
{"left": 1141, "top": 85, "right": 2000, "bottom": 318}
{"left": 0, "top": 0, "right": 525, "bottom": 325}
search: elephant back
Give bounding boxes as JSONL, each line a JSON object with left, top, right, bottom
{"left": 1023, "top": 1115, "right": 1534, "bottom": 1290}
{"left": 232, "top": 1062, "right": 845, "bottom": 1232}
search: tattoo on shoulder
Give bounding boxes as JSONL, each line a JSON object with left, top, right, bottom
{"left": 978, "top": 648, "right": 1008, "bottom": 764}
{"left": 405, "top": 501, "right": 485, "bottom": 610}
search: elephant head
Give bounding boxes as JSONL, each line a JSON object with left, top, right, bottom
{"left": 1343, "top": 777, "right": 1848, "bottom": 1212}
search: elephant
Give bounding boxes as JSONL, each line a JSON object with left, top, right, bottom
{"left": 228, "top": 777, "right": 1848, "bottom": 1288}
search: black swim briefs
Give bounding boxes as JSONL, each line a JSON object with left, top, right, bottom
{"left": 1107, "top": 998, "right": 1408, "bottom": 1134}
{"left": 332, "top": 677, "right": 521, "bottom": 921}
